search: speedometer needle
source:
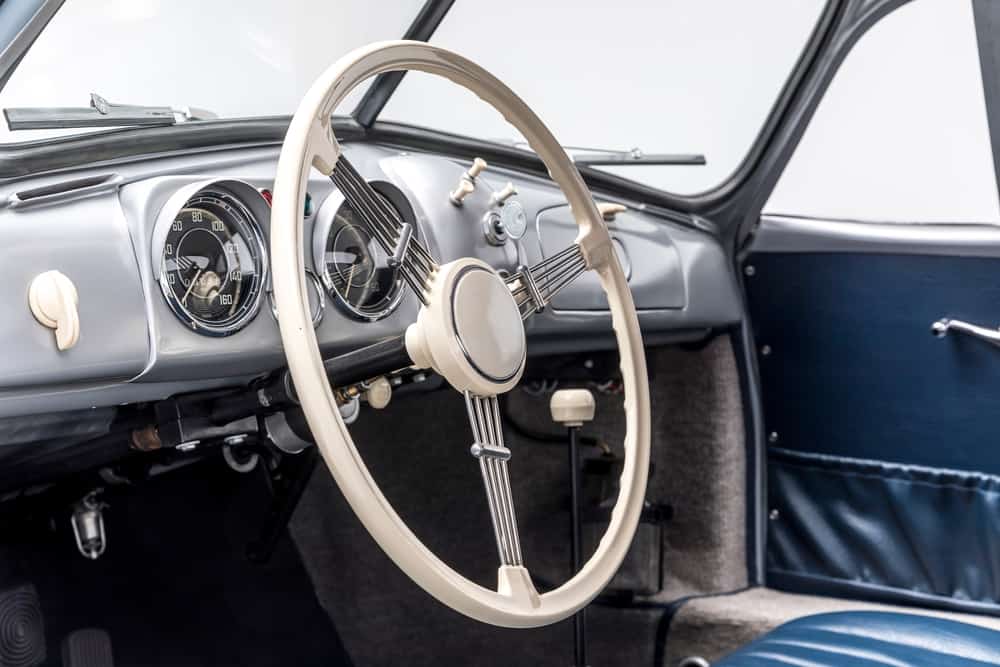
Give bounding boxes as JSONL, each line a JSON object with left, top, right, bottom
{"left": 182, "top": 268, "right": 203, "bottom": 306}
{"left": 343, "top": 262, "right": 356, "bottom": 298}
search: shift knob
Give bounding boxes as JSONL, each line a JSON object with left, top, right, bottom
{"left": 550, "top": 389, "right": 596, "bottom": 427}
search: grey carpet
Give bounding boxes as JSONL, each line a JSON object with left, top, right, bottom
{"left": 645, "top": 341, "right": 746, "bottom": 601}
{"left": 289, "top": 336, "right": 746, "bottom": 665}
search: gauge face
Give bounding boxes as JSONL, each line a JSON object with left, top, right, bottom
{"left": 159, "top": 192, "right": 266, "bottom": 334}
{"left": 318, "top": 195, "right": 405, "bottom": 320}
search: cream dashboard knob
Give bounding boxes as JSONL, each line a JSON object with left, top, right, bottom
{"left": 364, "top": 376, "right": 392, "bottom": 410}
{"left": 28, "top": 270, "right": 80, "bottom": 351}
{"left": 597, "top": 202, "right": 628, "bottom": 221}
{"left": 449, "top": 178, "right": 475, "bottom": 206}
{"left": 491, "top": 182, "right": 518, "bottom": 206}
{"left": 465, "top": 157, "right": 487, "bottom": 180}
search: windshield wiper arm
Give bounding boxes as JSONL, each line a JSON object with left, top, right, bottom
{"left": 4, "top": 93, "right": 217, "bottom": 131}
{"left": 503, "top": 140, "right": 705, "bottom": 167}
{"left": 568, "top": 146, "right": 705, "bottom": 167}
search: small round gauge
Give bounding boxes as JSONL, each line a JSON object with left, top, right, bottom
{"left": 313, "top": 183, "right": 413, "bottom": 321}
{"left": 159, "top": 191, "right": 266, "bottom": 335}
{"left": 500, "top": 200, "right": 527, "bottom": 240}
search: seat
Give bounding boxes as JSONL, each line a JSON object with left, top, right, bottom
{"left": 714, "top": 611, "right": 1000, "bottom": 666}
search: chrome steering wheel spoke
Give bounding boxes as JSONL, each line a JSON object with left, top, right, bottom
{"left": 506, "top": 244, "right": 588, "bottom": 319}
{"left": 330, "top": 155, "right": 438, "bottom": 304}
{"left": 464, "top": 391, "right": 523, "bottom": 567}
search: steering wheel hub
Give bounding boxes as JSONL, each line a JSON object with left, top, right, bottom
{"left": 406, "top": 258, "right": 526, "bottom": 396}
{"left": 452, "top": 265, "right": 525, "bottom": 383}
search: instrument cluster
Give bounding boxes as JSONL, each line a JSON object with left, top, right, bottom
{"left": 152, "top": 178, "right": 417, "bottom": 336}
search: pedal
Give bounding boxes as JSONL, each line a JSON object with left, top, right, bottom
{"left": 0, "top": 583, "right": 46, "bottom": 667}
{"left": 62, "top": 629, "right": 114, "bottom": 667}
{"left": 71, "top": 491, "right": 107, "bottom": 560}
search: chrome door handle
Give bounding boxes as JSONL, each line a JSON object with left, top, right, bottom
{"left": 931, "top": 318, "right": 1000, "bottom": 347}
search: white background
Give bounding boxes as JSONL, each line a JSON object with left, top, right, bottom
{"left": 1, "top": 0, "right": 996, "bottom": 222}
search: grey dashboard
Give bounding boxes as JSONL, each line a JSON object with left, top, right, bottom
{"left": 0, "top": 142, "right": 740, "bottom": 418}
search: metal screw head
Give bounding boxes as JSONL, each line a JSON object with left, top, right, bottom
{"left": 744, "top": 265, "right": 756, "bottom": 277}
{"left": 768, "top": 431, "right": 779, "bottom": 444}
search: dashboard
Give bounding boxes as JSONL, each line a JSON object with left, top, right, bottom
{"left": 0, "top": 142, "right": 741, "bottom": 419}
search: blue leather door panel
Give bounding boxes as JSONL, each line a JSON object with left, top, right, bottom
{"left": 745, "top": 251, "right": 1000, "bottom": 613}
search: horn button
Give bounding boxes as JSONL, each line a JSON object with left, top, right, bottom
{"left": 451, "top": 266, "right": 525, "bottom": 383}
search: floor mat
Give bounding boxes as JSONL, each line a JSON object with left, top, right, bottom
{"left": 0, "top": 457, "right": 352, "bottom": 667}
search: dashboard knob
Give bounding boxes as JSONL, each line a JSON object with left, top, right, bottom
{"left": 449, "top": 177, "right": 475, "bottom": 206}
{"left": 491, "top": 182, "right": 518, "bottom": 206}
{"left": 465, "top": 157, "right": 488, "bottom": 181}
{"left": 364, "top": 376, "right": 392, "bottom": 409}
{"left": 597, "top": 202, "right": 628, "bottom": 221}
{"left": 28, "top": 270, "right": 80, "bottom": 351}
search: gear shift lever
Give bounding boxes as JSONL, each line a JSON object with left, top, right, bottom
{"left": 551, "top": 389, "right": 596, "bottom": 667}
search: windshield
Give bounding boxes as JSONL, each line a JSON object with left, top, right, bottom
{"left": 381, "top": 1, "right": 826, "bottom": 194}
{"left": 1, "top": 0, "right": 825, "bottom": 196}
{"left": 0, "top": 0, "right": 423, "bottom": 142}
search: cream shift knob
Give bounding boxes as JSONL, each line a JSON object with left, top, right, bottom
{"left": 549, "top": 389, "right": 596, "bottom": 427}
{"left": 28, "top": 270, "right": 80, "bottom": 351}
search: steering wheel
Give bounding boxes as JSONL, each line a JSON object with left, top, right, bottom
{"left": 270, "top": 41, "right": 650, "bottom": 628}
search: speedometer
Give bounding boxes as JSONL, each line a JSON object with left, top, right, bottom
{"left": 159, "top": 191, "right": 266, "bottom": 335}
{"left": 312, "top": 182, "right": 414, "bottom": 321}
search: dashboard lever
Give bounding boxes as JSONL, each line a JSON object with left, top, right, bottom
{"left": 28, "top": 270, "right": 80, "bottom": 350}
{"left": 449, "top": 157, "right": 488, "bottom": 206}
{"left": 931, "top": 318, "right": 1000, "bottom": 347}
{"left": 491, "top": 182, "right": 518, "bottom": 206}
{"left": 464, "top": 157, "right": 487, "bottom": 181}
{"left": 597, "top": 202, "right": 627, "bottom": 222}
{"left": 449, "top": 178, "right": 474, "bottom": 206}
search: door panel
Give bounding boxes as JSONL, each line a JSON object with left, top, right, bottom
{"left": 746, "top": 215, "right": 1000, "bottom": 615}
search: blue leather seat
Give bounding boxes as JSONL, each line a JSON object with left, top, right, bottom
{"left": 714, "top": 611, "right": 1000, "bottom": 666}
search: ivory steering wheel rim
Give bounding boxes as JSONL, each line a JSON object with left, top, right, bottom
{"left": 270, "top": 40, "right": 651, "bottom": 628}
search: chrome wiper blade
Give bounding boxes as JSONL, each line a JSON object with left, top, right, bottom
{"left": 4, "top": 93, "right": 217, "bottom": 131}
{"left": 501, "top": 140, "right": 705, "bottom": 167}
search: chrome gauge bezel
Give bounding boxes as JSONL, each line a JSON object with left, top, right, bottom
{"left": 268, "top": 268, "right": 325, "bottom": 329}
{"left": 312, "top": 180, "right": 415, "bottom": 322}
{"left": 156, "top": 188, "right": 269, "bottom": 337}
